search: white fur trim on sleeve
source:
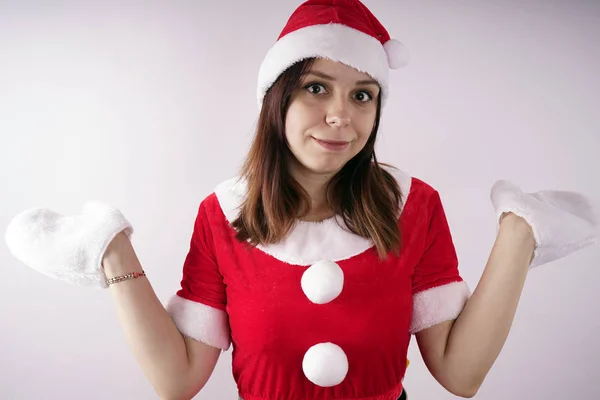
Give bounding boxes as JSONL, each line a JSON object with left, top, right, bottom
{"left": 410, "top": 281, "right": 471, "bottom": 334}
{"left": 165, "top": 295, "right": 231, "bottom": 351}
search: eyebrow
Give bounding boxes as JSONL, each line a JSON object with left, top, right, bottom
{"left": 305, "top": 70, "right": 379, "bottom": 87}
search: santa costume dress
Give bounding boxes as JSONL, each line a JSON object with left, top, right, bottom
{"left": 166, "top": 167, "right": 469, "bottom": 400}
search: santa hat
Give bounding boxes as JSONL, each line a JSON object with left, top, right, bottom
{"left": 256, "top": 0, "right": 409, "bottom": 109}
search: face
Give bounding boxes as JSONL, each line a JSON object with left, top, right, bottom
{"left": 284, "top": 58, "right": 380, "bottom": 180}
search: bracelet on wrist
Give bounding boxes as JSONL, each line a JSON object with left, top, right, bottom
{"left": 106, "top": 270, "right": 146, "bottom": 286}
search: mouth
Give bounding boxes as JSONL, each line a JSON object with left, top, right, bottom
{"left": 312, "top": 137, "right": 350, "bottom": 151}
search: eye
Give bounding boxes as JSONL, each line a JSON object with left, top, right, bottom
{"left": 304, "top": 83, "right": 327, "bottom": 95}
{"left": 354, "top": 90, "right": 374, "bottom": 103}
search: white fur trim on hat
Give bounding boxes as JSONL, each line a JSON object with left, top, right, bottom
{"left": 257, "top": 23, "right": 391, "bottom": 108}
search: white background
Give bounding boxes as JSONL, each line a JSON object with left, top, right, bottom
{"left": 1, "top": 0, "right": 599, "bottom": 399}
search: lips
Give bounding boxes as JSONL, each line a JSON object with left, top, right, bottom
{"left": 312, "top": 137, "right": 350, "bottom": 151}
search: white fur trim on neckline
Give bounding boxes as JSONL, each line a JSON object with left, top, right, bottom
{"left": 214, "top": 167, "right": 412, "bottom": 266}
{"left": 257, "top": 23, "right": 391, "bottom": 108}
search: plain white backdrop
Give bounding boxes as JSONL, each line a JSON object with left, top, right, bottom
{"left": 1, "top": 0, "right": 599, "bottom": 399}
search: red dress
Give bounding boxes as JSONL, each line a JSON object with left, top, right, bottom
{"left": 165, "top": 167, "right": 470, "bottom": 400}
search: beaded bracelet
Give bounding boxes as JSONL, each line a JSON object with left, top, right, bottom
{"left": 106, "top": 270, "right": 146, "bottom": 286}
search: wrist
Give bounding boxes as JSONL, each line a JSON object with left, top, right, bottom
{"left": 499, "top": 213, "right": 536, "bottom": 264}
{"left": 102, "top": 232, "right": 141, "bottom": 277}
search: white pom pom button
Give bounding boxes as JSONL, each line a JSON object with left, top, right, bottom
{"left": 302, "top": 342, "right": 349, "bottom": 387}
{"left": 301, "top": 260, "right": 344, "bottom": 304}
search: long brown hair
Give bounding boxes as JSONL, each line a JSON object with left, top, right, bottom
{"left": 231, "top": 58, "right": 403, "bottom": 260}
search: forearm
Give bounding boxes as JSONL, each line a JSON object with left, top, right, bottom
{"left": 443, "top": 215, "right": 535, "bottom": 392}
{"left": 102, "top": 232, "right": 193, "bottom": 400}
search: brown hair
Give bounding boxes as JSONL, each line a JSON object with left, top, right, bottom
{"left": 231, "top": 57, "right": 403, "bottom": 259}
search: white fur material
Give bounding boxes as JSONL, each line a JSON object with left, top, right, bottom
{"left": 257, "top": 23, "right": 391, "bottom": 108}
{"left": 383, "top": 39, "right": 410, "bottom": 69}
{"left": 165, "top": 294, "right": 231, "bottom": 351}
{"left": 4, "top": 201, "right": 133, "bottom": 288}
{"left": 410, "top": 281, "right": 471, "bottom": 334}
{"left": 214, "top": 167, "right": 412, "bottom": 266}
{"left": 490, "top": 180, "right": 599, "bottom": 269}
{"left": 302, "top": 342, "right": 349, "bottom": 387}
{"left": 301, "top": 260, "right": 344, "bottom": 304}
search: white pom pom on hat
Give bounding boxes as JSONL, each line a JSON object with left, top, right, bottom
{"left": 384, "top": 38, "right": 410, "bottom": 69}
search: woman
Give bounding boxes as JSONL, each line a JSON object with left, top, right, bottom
{"left": 5, "top": 1, "right": 598, "bottom": 399}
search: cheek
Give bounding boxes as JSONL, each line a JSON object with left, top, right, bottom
{"left": 355, "top": 110, "right": 377, "bottom": 142}
{"left": 284, "top": 115, "right": 300, "bottom": 149}
{"left": 285, "top": 102, "right": 319, "bottom": 142}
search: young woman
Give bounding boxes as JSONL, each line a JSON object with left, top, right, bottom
{"left": 5, "top": 1, "right": 598, "bottom": 399}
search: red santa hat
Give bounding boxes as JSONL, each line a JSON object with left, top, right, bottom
{"left": 257, "top": 0, "right": 409, "bottom": 109}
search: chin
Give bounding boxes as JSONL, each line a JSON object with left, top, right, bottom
{"left": 304, "top": 159, "right": 346, "bottom": 176}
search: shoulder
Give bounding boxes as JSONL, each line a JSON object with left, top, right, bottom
{"left": 380, "top": 164, "right": 440, "bottom": 209}
{"left": 187, "top": 176, "right": 246, "bottom": 231}
{"left": 203, "top": 168, "right": 442, "bottom": 223}
{"left": 189, "top": 176, "right": 245, "bottom": 228}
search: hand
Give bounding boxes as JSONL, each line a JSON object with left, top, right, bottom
{"left": 5, "top": 201, "right": 133, "bottom": 288}
{"left": 499, "top": 212, "right": 536, "bottom": 247}
{"left": 499, "top": 212, "right": 537, "bottom": 265}
{"left": 492, "top": 179, "right": 597, "bottom": 268}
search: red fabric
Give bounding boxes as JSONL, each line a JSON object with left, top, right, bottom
{"left": 176, "top": 200, "right": 227, "bottom": 312}
{"left": 175, "top": 177, "right": 465, "bottom": 400}
{"left": 277, "top": 0, "right": 391, "bottom": 45}
{"left": 412, "top": 190, "right": 463, "bottom": 294}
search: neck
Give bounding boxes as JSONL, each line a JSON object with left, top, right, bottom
{"left": 287, "top": 160, "right": 335, "bottom": 221}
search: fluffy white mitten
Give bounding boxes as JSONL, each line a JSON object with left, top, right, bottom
{"left": 490, "top": 180, "right": 599, "bottom": 268}
{"left": 5, "top": 201, "right": 133, "bottom": 288}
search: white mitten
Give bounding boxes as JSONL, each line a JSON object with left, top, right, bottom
{"left": 490, "top": 180, "right": 599, "bottom": 269}
{"left": 4, "top": 201, "right": 133, "bottom": 288}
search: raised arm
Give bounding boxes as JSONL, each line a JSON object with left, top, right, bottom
{"left": 102, "top": 232, "right": 222, "bottom": 400}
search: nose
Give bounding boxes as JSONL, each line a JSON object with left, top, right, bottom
{"left": 325, "top": 95, "right": 351, "bottom": 128}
